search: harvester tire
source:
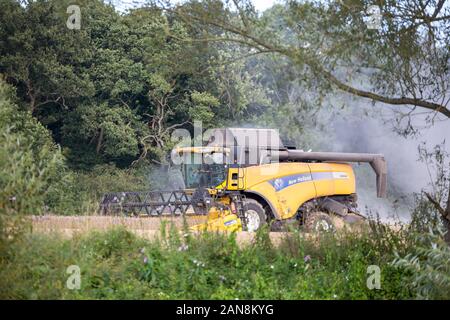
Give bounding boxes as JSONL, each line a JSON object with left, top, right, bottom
{"left": 303, "top": 211, "right": 336, "bottom": 233}
{"left": 242, "top": 199, "right": 267, "bottom": 232}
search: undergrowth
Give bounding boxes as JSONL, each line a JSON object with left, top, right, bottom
{"left": 0, "top": 224, "right": 427, "bottom": 300}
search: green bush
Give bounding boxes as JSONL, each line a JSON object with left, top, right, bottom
{"left": 0, "top": 81, "right": 68, "bottom": 212}
{"left": 0, "top": 79, "right": 71, "bottom": 255}
{"left": 63, "top": 163, "right": 151, "bottom": 215}
{"left": 393, "top": 228, "right": 450, "bottom": 299}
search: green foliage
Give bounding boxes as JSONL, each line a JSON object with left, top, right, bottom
{"left": 62, "top": 103, "right": 144, "bottom": 161}
{"left": 0, "top": 0, "right": 97, "bottom": 112}
{"left": 0, "top": 0, "right": 264, "bottom": 166}
{"left": 393, "top": 230, "right": 450, "bottom": 299}
{"left": 0, "top": 79, "right": 70, "bottom": 255}
{"left": 397, "top": 142, "right": 450, "bottom": 299}
{"left": 189, "top": 91, "right": 219, "bottom": 126}
{"left": 410, "top": 142, "right": 449, "bottom": 236}
{"left": 0, "top": 0, "right": 324, "bottom": 167}
{"left": 65, "top": 164, "right": 151, "bottom": 215}
{"left": 0, "top": 225, "right": 418, "bottom": 300}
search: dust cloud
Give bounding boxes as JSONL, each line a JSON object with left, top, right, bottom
{"left": 308, "top": 95, "right": 450, "bottom": 221}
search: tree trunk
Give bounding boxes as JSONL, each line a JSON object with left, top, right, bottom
{"left": 96, "top": 127, "right": 104, "bottom": 154}
{"left": 445, "top": 182, "right": 450, "bottom": 244}
{"left": 29, "top": 94, "right": 36, "bottom": 114}
{"left": 425, "top": 188, "right": 450, "bottom": 244}
{"left": 445, "top": 221, "right": 450, "bottom": 244}
{"left": 25, "top": 80, "right": 37, "bottom": 114}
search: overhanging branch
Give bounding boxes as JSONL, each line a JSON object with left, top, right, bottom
{"left": 168, "top": 5, "right": 450, "bottom": 120}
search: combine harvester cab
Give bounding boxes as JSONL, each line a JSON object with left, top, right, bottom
{"left": 100, "top": 128, "right": 387, "bottom": 233}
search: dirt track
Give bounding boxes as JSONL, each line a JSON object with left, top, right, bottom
{"left": 31, "top": 215, "right": 289, "bottom": 246}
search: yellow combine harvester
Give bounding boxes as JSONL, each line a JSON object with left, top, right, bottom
{"left": 101, "top": 128, "right": 387, "bottom": 232}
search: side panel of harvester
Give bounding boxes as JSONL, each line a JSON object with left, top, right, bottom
{"left": 242, "top": 162, "right": 356, "bottom": 219}
{"left": 308, "top": 163, "right": 355, "bottom": 198}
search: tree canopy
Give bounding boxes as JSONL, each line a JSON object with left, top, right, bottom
{"left": 0, "top": 0, "right": 272, "bottom": 167}
{"left": 166, "top": 0, "right": 450, "bottom": 123}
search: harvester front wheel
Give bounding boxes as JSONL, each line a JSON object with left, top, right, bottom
{"left": 242, "top": 199, "right": 267, "bottom": 232}
{"left": 303, "top": 212, "right": 335, "bottom": 233}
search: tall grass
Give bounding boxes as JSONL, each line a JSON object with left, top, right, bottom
{"left": 0, "top": 223, "right": 422, "bottom": 300}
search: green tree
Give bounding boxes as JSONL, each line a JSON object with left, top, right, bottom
{"left": 0, "top": 0, "right": 96, "bottom": 116}
{"left": 1, "top": 0, "right": 260, "bottom": 166}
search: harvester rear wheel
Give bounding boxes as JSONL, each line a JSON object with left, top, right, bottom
{"left": 242, "top": 199, "right": 267, "bottom": 232}
{"left": 303, "top": 211, "right": 336, "bottom": 233}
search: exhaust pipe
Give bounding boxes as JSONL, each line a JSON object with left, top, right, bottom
{"left": 274, "top": 151, "right": 388, "bottom": 198}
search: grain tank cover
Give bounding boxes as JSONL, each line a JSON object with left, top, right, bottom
{"left": 206, "top": 128, "right": 285, "bottom": 150}
{"left": 205, "top": 128, "right": 286, "bottom": 165}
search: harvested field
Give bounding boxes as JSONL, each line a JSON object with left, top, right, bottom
{"left": 31, "top": 215, "right": 289, "bottom": 246}
{"left": 31, "top": 214, "right": 379, "bottom": 246}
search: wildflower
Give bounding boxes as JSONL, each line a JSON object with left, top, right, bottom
{"left": 10, "top": 196, "right": 16, "bottom": 201}
{"left": 143, "top": 256, "right": 148, "bottom": 264}
{"left": 293, "top": 263, "right": 298, "bottom": 268}
{"left": 178, "top": 244, "right": 189, "bottom": 251}
{"left": 304, "top": 255, "right": 311, "bottom": 263}
{"left": 333, "top": 294, "right": 338, "bottom": 299}
{"left": 140, "top": 248, "right": 146, "bottom": 254}
{"left": 192, "top": 259, "right": 204, "bottom": 267}
{"left": 270, "top": 265, "right": 274, "bottom": 269}
{"left": 219, "top": 275, "right": 226, "bottom": 282}
{"left": 183, "top": 233, "right": 189, "bottom": 238}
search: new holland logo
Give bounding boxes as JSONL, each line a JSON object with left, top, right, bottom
{"left": 224, "top": 219, "right": 237, "bottom": 226}
{"left": 269, "top": 173, "right": 312, "bottom": 191}
{"left": 273, "top": 178, "right": 284, "bottom": 190}
{"left": 270, "top": 171, "right": 350, "bottom": 191}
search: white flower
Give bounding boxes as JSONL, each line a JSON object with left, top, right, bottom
{"left": 192, "top": 259, "right": 204, "bottom": 267}
{"left": 270, "top": 265, "right": 274, "bottom": 269}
